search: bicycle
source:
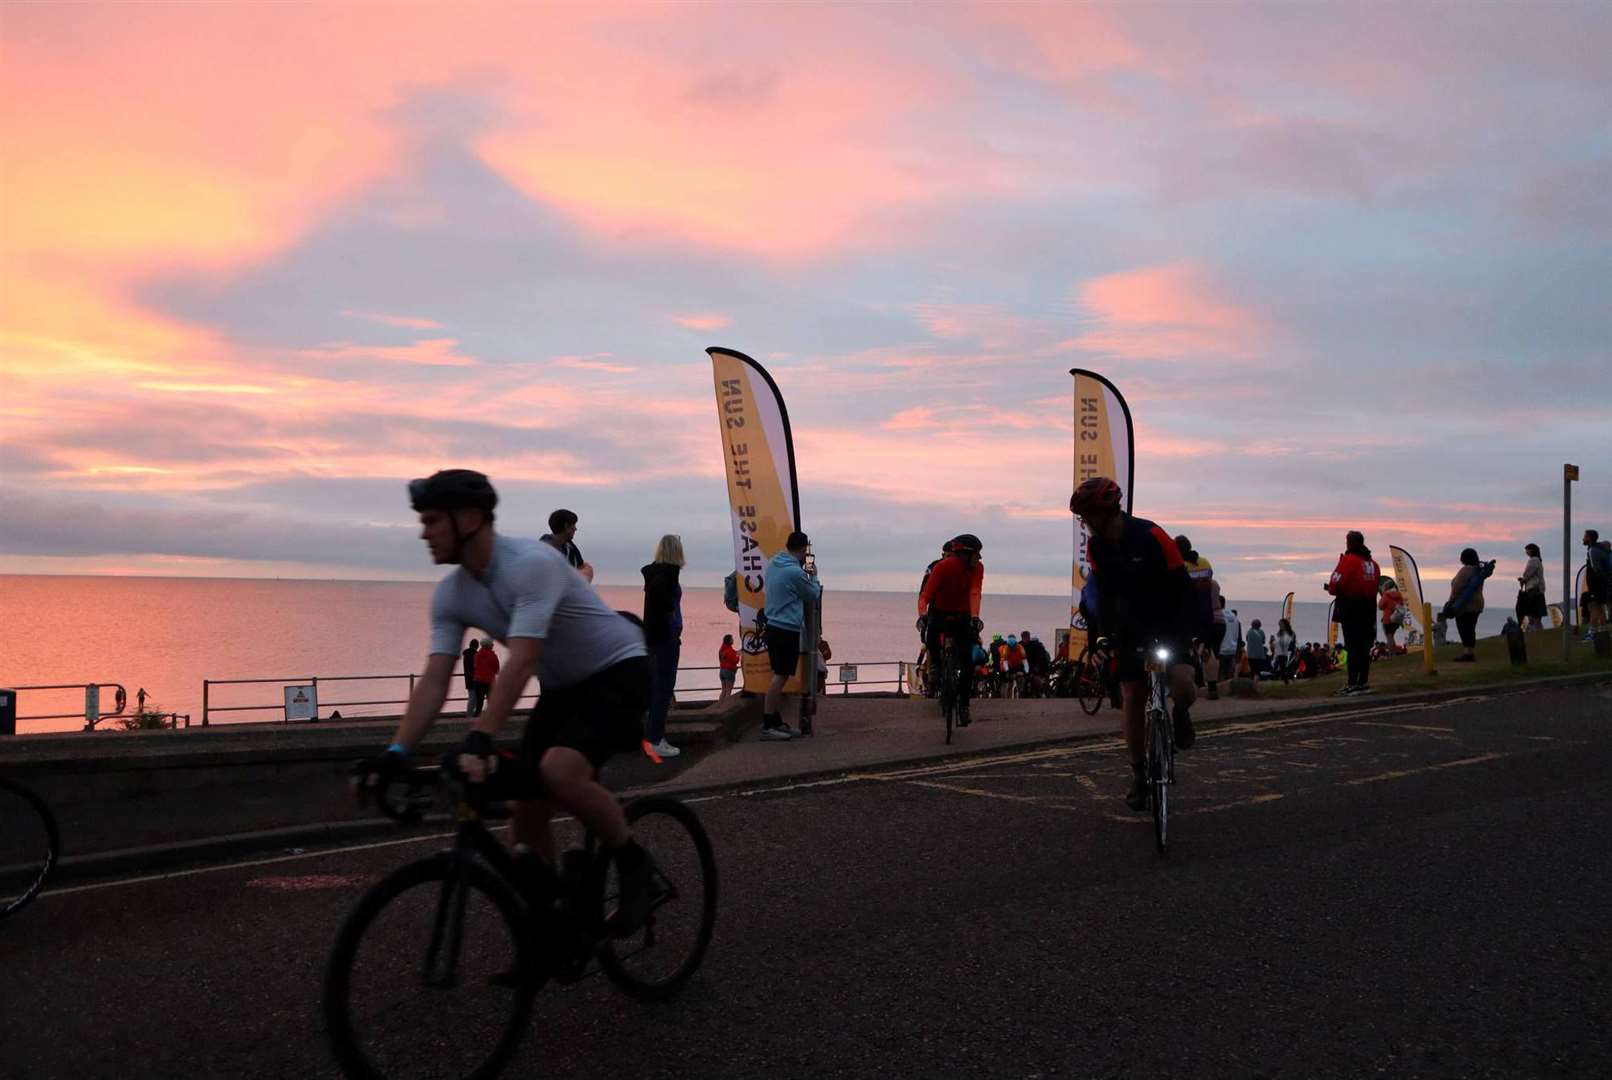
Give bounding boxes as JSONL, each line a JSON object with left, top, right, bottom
{"left": 323, "top": 756, "right": 717, "bottom": 1080}
{"left": 0, "top": 776, "right": 59, "bottom": 922}
{"left": 1141, "top": 641, "right": 1178, "bottom": 854}
{"left": 1074, "top": 637, "right": 1121, "bottom": 716}
{"left": 934, "top": 629, "right": 960, "bottom": 743}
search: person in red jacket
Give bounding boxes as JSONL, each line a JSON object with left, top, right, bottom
{"left": 470, "top": 637, "right": 500, "bottom": 716}
{"left": 1377, "top": 579, "right": 1406, "bottom": 651}
{"left": 918, "top": 534, "right": 985, "bottom": 725}
{"left": 1325, "top": 531, "right": 1380, "bottom": 695}
{"left": 717, "top": 633, "right": 740, "bottom": 701}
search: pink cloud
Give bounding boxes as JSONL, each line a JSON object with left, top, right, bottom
{"left": 551, "top": 354, "right": 637, "bottom": 374}
{"left": 298, "top": 338, "right": 477, "bottom": 367}
{"left": 673, "top": 313, "right": 733, "bottom": 331}
{"left": 1063, "top": 262, "right": 1266, "bottom": 361}
{"left": 340, "top": 310, "right": 444, "bottom": 330}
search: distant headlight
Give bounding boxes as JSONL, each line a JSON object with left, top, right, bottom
{"left": 1154, "top": 647, "right": 1171, "bottom": 662}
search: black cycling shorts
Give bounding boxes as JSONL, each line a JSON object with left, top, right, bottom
{"left": 521, "top": 655, "right": 649, "bottom": 773}
{"left": 765, "top": 625, "right": 802, "bottom": 677}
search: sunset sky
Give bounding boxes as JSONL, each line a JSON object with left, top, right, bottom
{"left": 2, "top": 1, "right": 1608, "bottom": 601}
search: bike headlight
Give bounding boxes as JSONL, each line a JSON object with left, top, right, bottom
{"left": 1154, "top": 646, "right": 1171, "bottom": 662}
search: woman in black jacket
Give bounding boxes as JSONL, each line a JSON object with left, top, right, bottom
{"left": 642, "top": 534, "right": 686, "bottom": 759}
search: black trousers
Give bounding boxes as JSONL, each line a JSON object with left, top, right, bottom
{"left": 1455, "top": 612, "right": 1479, "bottom": 649}
{"left": 1341, "top": 614, "right": 1375, "bottom": 687}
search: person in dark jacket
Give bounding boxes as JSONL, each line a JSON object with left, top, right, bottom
{"left": 1447, "top": 547, "right": 1492, "bottom": 662}
{"left": 461, "top": 638, "right": 480, "bottom": 716}
{"left": 541, "top": 509, "right": 594, "bottom": 583}
{"left": 641, "top": 534, "right": 685, "bottom": 760}
{"left": 1325, "top": 530, "right": 1380, "bottom": 695}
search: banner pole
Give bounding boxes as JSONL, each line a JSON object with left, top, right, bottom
{"left": 1422, "top": 602, "right": 1436, "bottom": 675}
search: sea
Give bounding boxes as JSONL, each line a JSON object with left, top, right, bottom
{"left": 0, "top": 575, "right": 1516, "bottom": 735}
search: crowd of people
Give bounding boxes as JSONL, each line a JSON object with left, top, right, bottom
{"left": 352, "top": 467, "right": 1611, "bottom": 898}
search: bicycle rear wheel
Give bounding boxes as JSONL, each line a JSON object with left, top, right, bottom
{"left": 1148, "top": 710, "right": 1170, "bottom": 854}
{"left": 939, "top": 652, "right": 956, "bottom": 743}
{"left": 0, "top": 778, "right": 58, "bottom": 921}
{"left": 595, "top": 797, "right": 718, "bottom": 1001}
{"left": 323, "top": 853, "right": 536, "bottom": 1080}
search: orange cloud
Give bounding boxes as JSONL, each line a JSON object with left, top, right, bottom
{"left": 1064, "top": 262, "right": 1266, "bottom": 360}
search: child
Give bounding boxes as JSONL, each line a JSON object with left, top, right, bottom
{"left": 718, "top": 633, "right": 740, "bottom": 701}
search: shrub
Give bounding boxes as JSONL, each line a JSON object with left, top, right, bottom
{"left": 117, "top": 706, "right": 171, "bottom": 731}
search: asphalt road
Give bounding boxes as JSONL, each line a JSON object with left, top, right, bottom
{"left": 4, "top": 682, "right": 1610, "bottom": 1079}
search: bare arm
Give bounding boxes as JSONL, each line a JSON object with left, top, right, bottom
{"left": 390, "top": 653, "right": 456, "bottom": 752}
{"left": 472, "top": 637, "right": 542, "bottom": 739}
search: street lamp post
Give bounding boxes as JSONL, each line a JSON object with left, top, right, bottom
{"left": 1564, "top": 463, "right": 1578, "bottom": 663}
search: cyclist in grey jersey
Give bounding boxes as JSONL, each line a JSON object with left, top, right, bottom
{"left": 356, "top": 470, "right": 654, "bottom": 934}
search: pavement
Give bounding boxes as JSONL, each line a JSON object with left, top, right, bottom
{"left": 3, "top": 679, "right": 1609, "bottom": 1078}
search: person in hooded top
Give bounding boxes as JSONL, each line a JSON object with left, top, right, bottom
{"left": 1326, "top": 530, "right": 1381, "bottom": 694}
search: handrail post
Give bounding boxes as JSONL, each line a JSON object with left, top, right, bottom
{"left": 311, "top": 676, "right": 319, "bottom": 724}
{"left": 202, "top": 680, "right": 210, "bottom": 727}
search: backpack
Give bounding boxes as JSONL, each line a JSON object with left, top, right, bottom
{"left": 722, "top": 571, "right": 740, "bottom": 614}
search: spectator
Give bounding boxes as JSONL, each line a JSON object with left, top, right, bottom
{"left": 1022, "top": 631, "right": 1052, "bottom": 675}
{"left": 1446, "top": 547, "right": 1493, "bottom": 662}
{"left": 461, "top": 638, "right": 480, "bottom": 716}
{"left": 761, "top": 531, "right": 821, "bottom": 741}
{"left": 1378, "top": 577, "right": 1406, "bottom": 650}
{"left": 471, "top": 637, "right": 499, "bottom": 717}
{"left": 1432, "top": 612, "right": 1449, "bottom": 647}
{"left": 1516, "top": 542, "right": 1547, "bottom": 632}
{"left": 718, "top": 634, "right": 740, "bottom": 701}
{"left": 1326, "top": 530, "right": 1381, "bottom": 695}
{"left": 815, "top": 637, "right": 832, "bottom": 694}
{"left": 1246, "top": 618, "right": 1268, "bottom": 677}
{"left": 541, "top": 509, "right": 594, "bottom": 583}
{"left": 1273, "top": 618, "right": 1297, "bottom": 682}
{"left": 1218, "top": 601, "right": 1241, "bottom": 689}
{"left": 1176, "top": 535, "right": 1218, "bottom": 688}
{"left": 1584, "top": 529, "right": 1611, "bottom": 640}
{"left": 1205, "top": 592, "right": 1229, "bottom": 699}
{"left": 641, "top": 534, "right": 685, "bottom": 759}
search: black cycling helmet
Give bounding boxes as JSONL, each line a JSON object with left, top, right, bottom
{"left": 950, "top": 533, "right": 983, "bottom": 553}
{"left": 1070, "top": 476, "right": 1123, "bottom": 516}
{"left": 409, "top": 470, "right": 498, "bottom": 517}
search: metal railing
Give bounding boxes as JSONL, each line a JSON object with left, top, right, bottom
{"left": 199, "top": 659, "right": 912, "bottom": 727}
{"left": 6, "top": 682, "right": 129, "bottom": 731}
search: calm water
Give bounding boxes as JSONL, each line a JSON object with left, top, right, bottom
{"left": 0, "top": 575, "right": 1511, "bottom": 734}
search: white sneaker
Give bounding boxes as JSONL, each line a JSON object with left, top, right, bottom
{"left": 653, "top": 738, "right": 681, "bottom": 759}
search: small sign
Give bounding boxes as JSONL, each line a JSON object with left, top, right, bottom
{"left": 838, "top": 663, "right": 858, "bottom": 683}
{"left": 1565, "top": 463, "right": 1579, "bottom": 481}
{"left": 284, "top": 684, "right": 318, "bottom": 722}
{"left": 86, "top": 684, "right": 100, "bottom": 726}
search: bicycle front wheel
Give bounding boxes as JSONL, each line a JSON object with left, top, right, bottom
{"left": 1148, "top": 711, "right": 1170, "bottom": 854}
{"left": 1076, "top": 650, "right": 1105, "bottom": 715}
{"left": 595, "top": 797, "right": 718, "bottom": 1002}
{"left": 0, "top": 777, "right": 59, "bottom": 921}
{"left": 323, "top": 853, "right": 536, "bottom": 1080}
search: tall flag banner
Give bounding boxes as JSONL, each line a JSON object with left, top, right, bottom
{"left": 1069, "top": 369, "right": 1136, "bottom": 660}
{"left": 1573, "top": 565, "right": 1586, "bottom": 627}
{"left": 709, "top": 347, "right": 805, "bottom": 693}
{"left": 1388, "top": 545, "right": 1428, "bottom": 637}
{"left": 1326, "top": 600, "right": 1339, "bottom": 648}
{"left": 1281, "top": 591, "right": 1295, "bottom": 628}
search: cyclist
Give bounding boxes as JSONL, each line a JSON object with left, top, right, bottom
{"left": 1070, "top": 477, "right": 1197, "bottom": 811}
{"left": 353, "top": 469, "right": 654, "bottom": 934}
{"left": 918, "top": 533, "right": 985, "bottom": 726}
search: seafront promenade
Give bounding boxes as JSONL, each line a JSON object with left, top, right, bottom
{"left": 3, "top": 642, "right": 1607, "bottom": 879}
